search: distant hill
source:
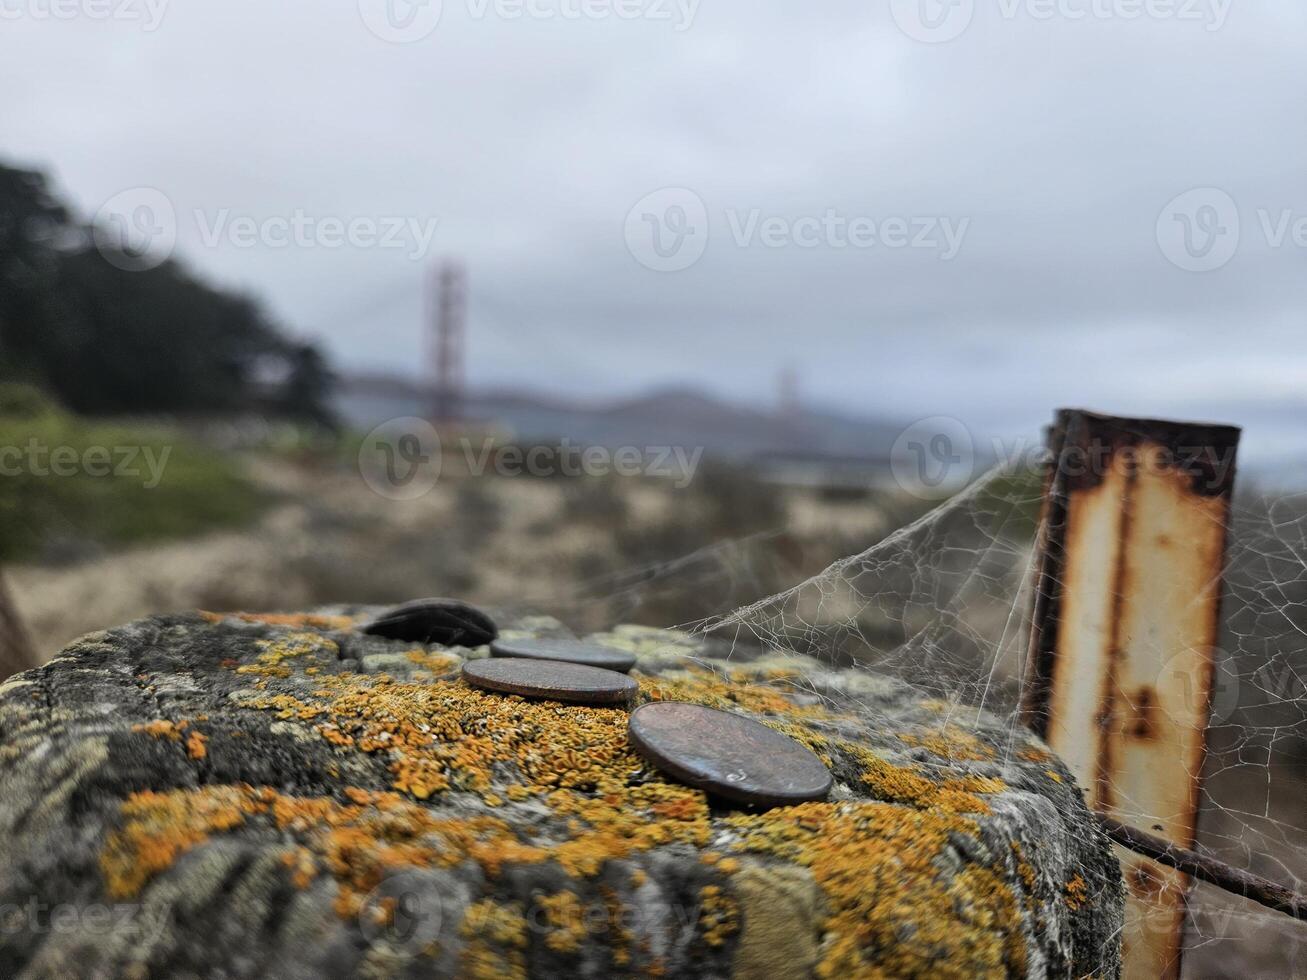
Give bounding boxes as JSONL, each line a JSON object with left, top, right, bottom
{"left": 336, "top": 373, "right": 908, "bottom": 463}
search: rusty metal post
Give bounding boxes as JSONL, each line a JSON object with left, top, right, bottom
{"left": 1023, "top": 409, "right": 1239, "bottom": 980}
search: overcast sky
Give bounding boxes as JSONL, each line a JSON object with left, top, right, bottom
{"left": 3, "top": 1, "right": 1306, "bottom": 468}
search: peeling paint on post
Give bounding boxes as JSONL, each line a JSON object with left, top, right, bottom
{"left": 1022, "top": 409, "right": 1239, "bottom": 980}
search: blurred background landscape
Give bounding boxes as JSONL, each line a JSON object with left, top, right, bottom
{"left": 0, "top": 154, "right": 926, "bottom": 654}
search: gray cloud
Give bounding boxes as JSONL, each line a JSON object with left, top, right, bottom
{"left": 3, "top": 0, "right": 1304, "bottom": 467}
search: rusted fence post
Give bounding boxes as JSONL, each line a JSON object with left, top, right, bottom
{"left": 1022, "top": 409, "right": 1239, "bottom": 980}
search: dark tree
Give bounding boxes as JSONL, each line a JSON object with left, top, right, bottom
{"left": 0, "top": 161, "right": 335, "bottom": 424}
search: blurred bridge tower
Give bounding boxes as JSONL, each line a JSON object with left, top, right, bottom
{"left": 428, "top": 260, "right": 466, "bottom": 423}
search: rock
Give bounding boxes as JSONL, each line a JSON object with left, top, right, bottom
{"left": 0, "top": 610, "right": 1123, "bottom": 979}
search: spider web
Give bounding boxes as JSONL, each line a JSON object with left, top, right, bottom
{"left": 637, "top": 461, "right": 1307, "bottom": 977}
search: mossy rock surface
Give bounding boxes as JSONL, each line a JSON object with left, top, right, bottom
{"left": 0, "top": 610, "right": 1123, "bottom": 979}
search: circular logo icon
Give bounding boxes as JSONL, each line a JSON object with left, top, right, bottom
{"left": 358, "top": 870, "right": 445, "bottom": 951}
{"left": 358, "top": 417, "right": 441, "bottom": 500}
{"left": 889, "top": 0, "right": 975, "bottom": 43}
{"left": 92, "top": 187, "right": 177, "bottom": 272}
{"left": 358, "top": 0, "right": 443, "bottom": 43}
{"left": 1157, "top": 648, "right": 1241, "bottom": 729}
{"left": 624, "top": 187, "right": 709, "bottom": 273}
{"left": 890, "top": 416, "right": 974, "bottom": 500}
{"left": 1156, "top": 187, "right": 1240, "bottom": 272}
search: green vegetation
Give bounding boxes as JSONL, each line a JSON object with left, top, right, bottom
{"left": 0, "top": 385, "right": 265, "bottom": 561}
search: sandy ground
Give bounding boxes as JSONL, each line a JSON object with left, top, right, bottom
{"left": 7, "top": 454, "right": 891, "bottom": 659}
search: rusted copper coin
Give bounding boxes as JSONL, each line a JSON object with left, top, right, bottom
{"left": 462, "top": 657, "right": 638, "bottom": 705}
{"left": 628, "top": 702, "right": 832, "bottom": 808}
{"left": 490, "top": 637, "right": 637, "bottom": 674}
{"left": 362, "top": 598, "right": 498, "bottom": 647}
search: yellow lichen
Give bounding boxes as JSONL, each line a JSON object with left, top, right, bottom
{"left": 536, "top": 890, "right": 587, "bottom": 953}
{"left": 698, "top": 884, "right": 740, "bottom": 947}
{"left": 897, "top": 725, "right": 994, "bottom": 762}
{"left": 638, "top": 667, "right": 839, "bottom": 722}
{"left": 236, "top": 631, "right": 339, "bottom": 678}
{"left": 460, "top": 899, "right": 527, "bottom": 980}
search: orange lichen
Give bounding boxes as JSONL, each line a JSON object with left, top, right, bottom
{"left": 201, "top": 611, "right": 354, "bottom": 630}
{"left": 1064, "top": 873, "right": 1089, "bottom": 912}
{"left": 723, "top": 800, "right": 1025, "bottom": 979}
{"left": 100, "top": 785, "right": 264, "bottom": 899}
{"left": 132, "top": 719, "right": 187, "bottom": 742}
{"left": 406, "top": 649, "right": 461, "bottom": 674}
{"left": 1011, "top": 842, "right": 1038, "bottom": 894}
{"left": 185, "top": 730, "right": 208, "bottom": 760}
{"left": 133, "top": 718, "right": 207, "bottom": 761}
{"left": 227, "top": 661, "right": 711, "bottom": 837}
{"left": 1017, "top": 746, "right": 1053, "bottom": 763}
{"left": 281, "top": 845, "right": 318, "bottom": 889}
{"left": 104, "top": 784, "right": 545, "bottom": 919}
{"left": 98, "top": 630, "right": 1044, "bottom": 975}
{"left": 848, "top": 742, "right": 1005, "bottom": 815}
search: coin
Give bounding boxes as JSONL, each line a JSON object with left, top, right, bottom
{"left": 462, "top": 657, "right": 638, "bottom": 705}
{"left": 490, "top": 637, "right": 637, "bottom": 674}
{"left": 361, "top": 599, "right": 498, "bottom": 647}
{"left": 627, "top": 702, "right": 832, "bottom": 808}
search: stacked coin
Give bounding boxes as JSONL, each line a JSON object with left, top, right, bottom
{"left": 490, "top": 636, "right": 636, "bottom": 673}
{"left": 373, "top": 600, "right": 833, "bottom": 809}
{"left": 462, "top": 657, "right": 638, "bottom": 705}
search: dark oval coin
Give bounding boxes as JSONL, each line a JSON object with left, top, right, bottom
{"left": 490, "top": 637, "right": 637, "bottom": 674}
{"left": 362, "top": 598, "right": 498, "bottom": 647}
{"left": 628, "top": 702, "right": 832, "bottom": 808}
{"left": 462, "top": 657, "right": 638, "bottom": 705}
